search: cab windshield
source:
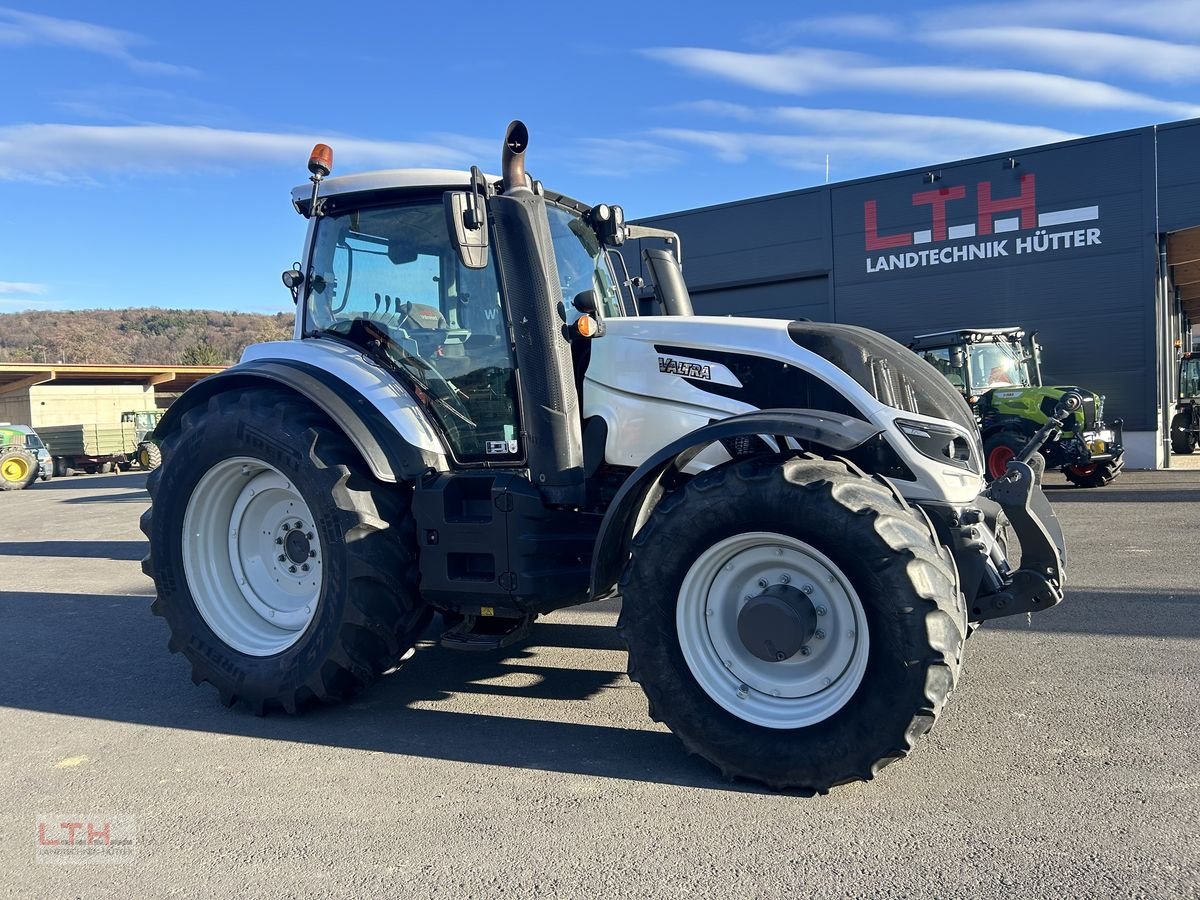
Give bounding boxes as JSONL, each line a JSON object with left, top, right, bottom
{"left": 303, "top": 199, "right": 521, "bottom": 463}
{"left": 966, "top": 342, "right": 1031, "bottom": 391}
{"left": 917, "top": 341, "right": 1031, "bottom": 395}
{"left": 546, "top": 205, "right": 624, "bottom": 318}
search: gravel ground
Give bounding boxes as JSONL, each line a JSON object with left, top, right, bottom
{"left": 0, "top": 468, "right": 1197, "bottom": 899}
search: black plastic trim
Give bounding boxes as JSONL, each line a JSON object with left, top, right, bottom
{"left": 588, "top": 409, "right": 883, "bottom": 598}
{"left": 654, "top": 344, "right": 864, "bottom": 419}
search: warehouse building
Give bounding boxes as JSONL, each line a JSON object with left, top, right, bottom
{"left": 0, "top": 364, "right": 223, "bottom": 427}
{"left": 630, "top": 118, "right": 1200, "bottom": 469}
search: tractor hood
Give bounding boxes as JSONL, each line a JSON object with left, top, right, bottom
{"left": 585, "top": 316, "right": 976, "bottom": 430}
{"left": 582, "top": 315, "right": 986, "bottom": 505}
{"left": 980, "top": 384, "right": 1102, "bottom": 432}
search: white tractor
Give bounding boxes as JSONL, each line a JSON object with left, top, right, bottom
{"left": 142, "top": 122, "right": 1068, "bottom": 791}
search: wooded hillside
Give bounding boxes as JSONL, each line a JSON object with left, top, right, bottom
{"left": 0, "top": 308, "right": 295, "bottom": 365}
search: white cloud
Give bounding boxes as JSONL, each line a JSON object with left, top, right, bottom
{"left": 0, "top": 6, "right": 196, "bottom": 76}
{"left": 681, "top": 101, "right": 1080, "bottom": 153}
{"left": 0, "top": 124, "right": 481, "bottom": 183}
{"left": 936, "top": 1, "right": 1200, "bottom": 41}
{"left": 646, "top": 46, "right": 1200, "bottom": 117}
{"left": 652, "top": 103, "right": 1082, "bottom": 174}
{"left": 928, "top": 27, "right": 1200, "bottom": 83}
{"left": 0, "top": 281, "right": 48, "bottom": 295}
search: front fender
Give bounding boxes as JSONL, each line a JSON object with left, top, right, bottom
{"left": 155, "top": 359, "right": 446, "bottom": 482}
{"left": 588, "top": 409, "right": 882, "bottom": 598}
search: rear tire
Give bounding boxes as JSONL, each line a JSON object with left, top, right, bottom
{"left": 138, "top": 441, "right": 162, "bottom": 470}
{"left": 141, "top": 389, "right": 430, "bottom": 713}
{"left": 619, "top": 455, "right": 965, "bottom": 792}
{"left": 0, "top": 448, "right": 38, "bottom": 491}
{"left": 1171, "top": 415, "right": 1195, "bottom": 454}
{"left": 1063, "top": 459, "right": 1122, "bottom": 488}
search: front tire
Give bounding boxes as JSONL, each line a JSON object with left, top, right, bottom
{"left": 619, "top": 456, "right": 965, "bottom": 792}
{"left": 0, "top": 448, "right": 38, "bottom": 490}
{"left": 141, "top": 389, "right": 430, "bottom": 712}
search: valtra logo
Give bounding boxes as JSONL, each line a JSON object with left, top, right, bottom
{"left": 862, "top": 174, "right": 1102, "bottom": 274}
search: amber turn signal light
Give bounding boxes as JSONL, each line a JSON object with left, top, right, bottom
{"left": 576, "top": 315, "right": 599, "bottom": 338}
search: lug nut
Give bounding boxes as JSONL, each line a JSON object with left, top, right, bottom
{"left": 288, "top": 565, "right": 297, "bottom": 574}
{"left": 815, "top": 630, "right": 825, "bottom": 640}
{"left": 758, "top": 578, "right": 768, "bottom": 589}
{"left": 800, "top": 646, "right": 811, "bottom": 657}
{"left": 802, "top": 584, "right": 814, "bottom": 594}
{"left": 301, "top": 563, "right": 309, "bottom": 572}
{"left": 294, "top": 522, "right": 303, "bottom": 531}
{"left": 816, "top": 606, "right": 827, "bottom": 616}
{"left": 306, "top": 532, "right": 314, "bottom": 540}
{"left": 277, "top": 554, "right": 286, "bottom": 563}
{"left": 309, "top": 550, "right": 317, "bottom": 558}
{"left": 779, "top": 573, "right": 791, "bottom": 584}
{"left": 275, "top": 537, "right": 284, "bottom": 545}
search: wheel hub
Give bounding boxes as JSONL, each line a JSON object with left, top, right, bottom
{"left": 675, "top": 532, "right": 870, "bottom": 729}
{"left": 283, "top": 526, "right": 313, "bottom": 565}
{"left": 737, "top": 584, "right": 817, "bottom": 662}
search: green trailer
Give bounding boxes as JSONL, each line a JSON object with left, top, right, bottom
{"left": 38, "top": 421, "right": 140, "bottom": 476}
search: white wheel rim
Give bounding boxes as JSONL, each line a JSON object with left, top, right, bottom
{"left": 182, "top": 457, "right": 323, "bottom": 657}
{"left": 676, "top": 532, "right": 870, "bottom": 730}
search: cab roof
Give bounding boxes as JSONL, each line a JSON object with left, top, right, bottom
{"left": 290, "top": 168, "right": 501, "bottom": 210}
{"left": 911, "top": 327, "right": 1025, "bottom": 349}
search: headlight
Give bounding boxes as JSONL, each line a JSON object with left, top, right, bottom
{"left": 896, "top": 419, "right": 977, "bottom": 472}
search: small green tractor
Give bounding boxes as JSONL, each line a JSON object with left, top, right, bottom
{"left": 1171, "top": 353, "right": 1200, "bottom": 454}
{"left": 121, "top": 410, "right": 164, "bottom": 470}
{"left": 0, "top": 423, "right": 49, "bottom": 491}
{"left": 911, "top": 327, "right": 1124, "bottom": 487}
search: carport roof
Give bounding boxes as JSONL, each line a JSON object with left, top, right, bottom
{"left": 0, "top": 363, "right": 224, "bottom": 396}
{"left": 1169, "top": 226, "right": 1200, "bottom": 319}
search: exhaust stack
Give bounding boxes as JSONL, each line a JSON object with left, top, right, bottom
{"left": 502, "top": 121, "right": 529, "bottom": 192}
{"left": 488, "top": 120, "right": 585, "bottom": 507}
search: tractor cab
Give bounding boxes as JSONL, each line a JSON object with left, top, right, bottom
{"left": 1171, "top": 353, "right": 1200, "bottom": 453}
{"left": 122, "top": 410, "right": 164, "bottom": 443}
{"left": 910, "top": 327, "right": 1040, "bottom": 404}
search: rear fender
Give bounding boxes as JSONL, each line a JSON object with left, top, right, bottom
{"left": 155, "top": 360, "right": 446, "bottom": 482}
{"left": 588, "top": 409, "right": 882, "bottom": 598}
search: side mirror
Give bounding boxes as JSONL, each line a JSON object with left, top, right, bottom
{"left": 642, "top": 248, "right": 693, "bottom": 316}
{"left": 950, "top": 348, "right": 966, "bottom": 369}
{"left": 444, "top": 166, "right": 489, "bottom": 270}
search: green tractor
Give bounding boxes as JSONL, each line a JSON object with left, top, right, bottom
{"left": 0, "top": 423, "right": 47, "bottom": 491}
{"left": 911, "top": 327, "right": 1124, "bottom": 487}
{"left": 1171, "top": 353, "right": 1200, "bottom": 454}
{"left": 121, "top": 410, "right": 164, "bottom": 470}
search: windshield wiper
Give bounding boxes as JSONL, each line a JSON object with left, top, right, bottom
{"left": 335, "top": 320, "right": 476, "bottom": 429}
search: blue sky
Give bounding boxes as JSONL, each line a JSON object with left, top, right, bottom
{"left": 2, "top": 0, "right": 1199, "bottom": 313}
